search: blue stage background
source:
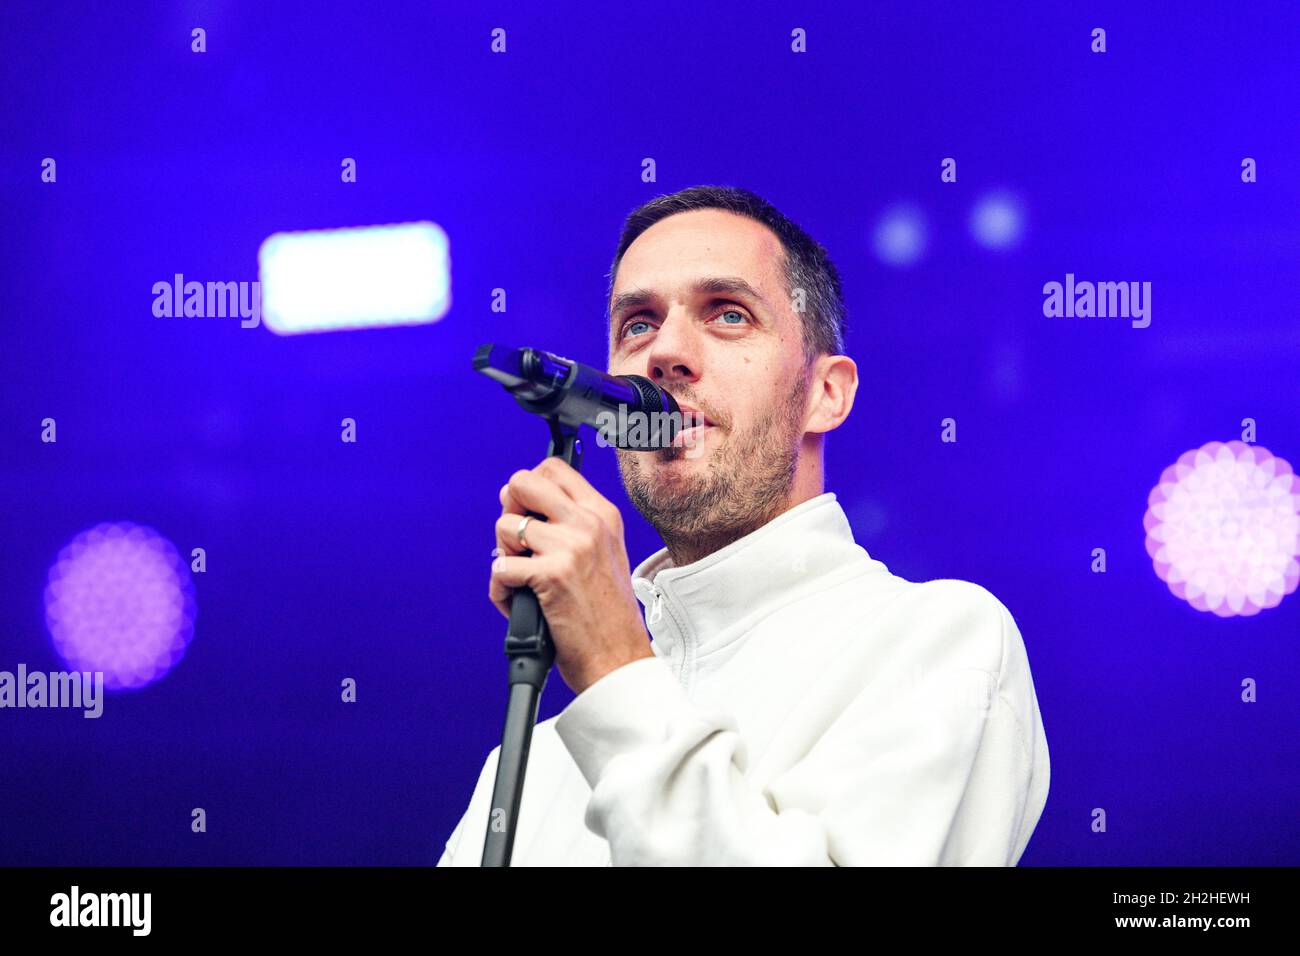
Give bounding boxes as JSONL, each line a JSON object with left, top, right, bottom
{"left": 2, "top": 0, "right": 1297, "bottom": 865}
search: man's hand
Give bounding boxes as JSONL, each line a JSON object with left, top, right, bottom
{"left": 490, "top": 457, "right": 654, "bottom": 695}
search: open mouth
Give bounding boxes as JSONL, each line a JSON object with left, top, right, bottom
{"left": 668, "top": 403, "right": 715, "bottom": 450}
{"left": 670, "top": 422, "right": 712, "bottom": 449}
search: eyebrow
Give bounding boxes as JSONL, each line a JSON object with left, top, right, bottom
{"left": 609, "top": 276, "right": 768, "bottom": 323}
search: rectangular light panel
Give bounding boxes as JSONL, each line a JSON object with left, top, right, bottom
{"left": 258, "top": 221, "right": 451, "bottom": 334}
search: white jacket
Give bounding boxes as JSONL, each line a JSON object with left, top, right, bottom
{"left": 437, "top": 492, "right": 1050, "bottom": 866}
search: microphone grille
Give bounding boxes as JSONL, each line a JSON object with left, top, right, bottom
{"left": 619, "top": 375, "right": 678, "bottom": 416}
{"left": 615, "top": 375, "right": 680, "bottom": 450}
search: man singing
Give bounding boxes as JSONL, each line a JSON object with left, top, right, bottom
{"left": 438, "top": 185, "right": 1050, "bottom": 866}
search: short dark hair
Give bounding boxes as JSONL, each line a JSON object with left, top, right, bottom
{"left": 605, "top": 185, "right": 847, "bottom": 360}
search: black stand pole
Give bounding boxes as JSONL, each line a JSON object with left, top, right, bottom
{"left": 481, "top": 416, "right": 583, "bottom": 867}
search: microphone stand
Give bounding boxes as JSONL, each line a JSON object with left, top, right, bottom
{"left": 481, "top": 414, "right": 582, "bottom": 866}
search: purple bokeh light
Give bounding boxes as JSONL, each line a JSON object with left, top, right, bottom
{"left": 969, "top": 190, "right": 1025, "bottom": 250}
{"left": 872, "top": 203, "right": 927, "bottom": 267}
{"left": 1144, "top": 441, "right": 1300, "bottom": 617}
{"left": 44, "top": 522, "right": 197, "bottom": 689}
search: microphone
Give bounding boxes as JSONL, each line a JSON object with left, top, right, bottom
{"left": 473, "top": 343, "right": 683, "bottom": 450}
{"left": 472, "top": 342, "right": 690, "bottom": 865}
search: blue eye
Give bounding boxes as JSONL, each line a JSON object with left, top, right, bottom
{"left": 621, "top": 307, "right": 748, "bottom": 340}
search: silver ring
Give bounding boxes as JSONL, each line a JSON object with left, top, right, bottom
{"left": 517, "top": 515, "right": 533, "bottom": 550}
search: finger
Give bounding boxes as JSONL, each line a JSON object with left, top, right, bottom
{"left": 489, "top": 575, "right": 509, "bottom": 618}
{"left": 499, "top": 459, "right": 586, "bottom": 514}
{"left": 490, "top": 553, "right": 545, "bottom": 590}
{"left": 502, "top": 467, "right": 577, "bottom": 523}
{"left": 488, "top": 559, "right": 517, "bottom": 618}
{"left": 489, "top": 554, "right": 553, "bottom": 617}
{"left": 495, "top": 512, "right": 564, "bottom": 556}
{"left": 531, "top": 457, "right": 598, "bottom": 506}
{"left": 532, "top": 457, "right": 624, "bottom": 533}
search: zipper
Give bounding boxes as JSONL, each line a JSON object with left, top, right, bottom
{"left": 646, "top": 583, "right": 692, "bottom": 691}
{"left": 660, "top": 586, "right": 691, "bottom": 690}
{"left": 648, "top": 585, "right": 664, "bottom": 625}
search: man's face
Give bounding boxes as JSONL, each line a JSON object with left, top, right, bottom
{"left": 607, "top": 208, "right": 812, "bottom": 547}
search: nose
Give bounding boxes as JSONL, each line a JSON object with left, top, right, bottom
{"left": 644, "top": 312, "right": 700, "bottom": 387}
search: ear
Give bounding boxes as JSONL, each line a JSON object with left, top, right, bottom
{"left": 804, "top": 353, "right": 858, "bottom": 434}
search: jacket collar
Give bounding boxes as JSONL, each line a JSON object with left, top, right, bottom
{"left": 630, "top": 493, "right": 886, "bottom": 658}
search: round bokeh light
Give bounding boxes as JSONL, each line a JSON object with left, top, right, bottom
{"left": 1144, "top": 441, "right": 1300, "bottom": 617}
{"left": 969, "top": 190, "right": 1025, "bottom": 250}
{"left": 44, "top": 522, "right": 197, "bottom": 689}
{"left": 872, "top": 204, "right": 928, "bottom": 267}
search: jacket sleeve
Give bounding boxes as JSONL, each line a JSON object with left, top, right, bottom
{"left": 435, "top": 818, "right": 462, "bottom": 867}
{"left": 435, "top": 745, "right": 501, "bottom": 866}
{"left": 553, "top": 597, "right": 1045, "bottom": 866}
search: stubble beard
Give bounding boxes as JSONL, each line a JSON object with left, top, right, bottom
{"left": 616, "top": 376, "right": 810, "bottom": 565}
